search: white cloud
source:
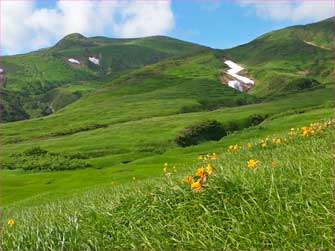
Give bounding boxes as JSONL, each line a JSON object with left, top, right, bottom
{"left": 239, "top": 0, "right": 334, "bottom": 22}
{"left": 1, "top": 0, "right": 175, "bottom": 55}
{"left": 112, "top": 1, "right": 174, "bottom": 38}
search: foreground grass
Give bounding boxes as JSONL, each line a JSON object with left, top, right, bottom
{"left": 1, "top": 120, "right": 333, "bottom": 250}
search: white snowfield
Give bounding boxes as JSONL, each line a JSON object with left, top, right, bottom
{"left": 224, "top": 60, "right": 254, "bottom": 84}
{"left": 89, "top": 56, "right": 100, "bottom": 65}
{"left": 228, "top": 80, "right": 243, "bottom": 92}
{"left": 68, "top": 58, "right": 80, "bottom": 64}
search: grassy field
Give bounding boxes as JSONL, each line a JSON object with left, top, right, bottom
{"left": 2, "top": 84, "right": 333, "bottom": 205}
{"left": 1, "top": 17, "right": 334, "bottom": 250}
{"left": 1, "top": 110, "right": 333, "bottom": 250}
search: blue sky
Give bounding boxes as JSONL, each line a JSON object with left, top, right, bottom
{"left": 1, "top": 0, "right": 333, "bottom": 55}
{"left": 169, "top": 1, "right": 299, "bottom": 49}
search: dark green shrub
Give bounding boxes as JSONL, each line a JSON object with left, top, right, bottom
{"left": 284, "top": 78, "right": 322, "bottom": 91}
{"left": 247, "top": 114, "right": 267, "bottom": 126}
{"left": 23, "top": 146, "right": 48, "bottom": 156}
{"left": 4, "top": 147, "right": 91, "bottom": 171}
{"left": 175, "top": 120, "right": 226, "bottom": 147}
{"left": 179, "top": 104, "right": 203, "bottom": 113}
{"left": 46, "top": 124, "right": 108, "bottom": 137}
{"left": 224, "top": 121, "right": 241, "bottom": 133}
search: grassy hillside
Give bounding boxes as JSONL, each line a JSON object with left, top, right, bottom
{"left": 2, "top": 84, "right": 333, "bottom": 204}
{"left": 2, "top": 110, "right": 333, "bottom": 250}
{"left": 1, "top": 35, "right": 209, "bottom": 121}
{"left": 223, "top": 18, "right": 334, "bottom": 96}
{"left": 1, "top": 18, "right": 334, "bottom": 250}
{"left": 2, "top": 18, "right": 333, "bottom": 122}
{"left": 2, "top": 18, "right": 334, "bottom": 204}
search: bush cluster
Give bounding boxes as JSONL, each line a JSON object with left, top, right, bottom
{"left": 176, "top": 115, "right": 267, "bottom": 147}
{"left": 3, "top": 147, "right": 91, "bottom": 171}
{"left": 46, "top": 124, "right": 108, "bottom": 137}
{"left": 284, "top": 78, "right": 322, "bottom": 92}
{"left": 247, "top": 114, "right": 267, "bottom": 126}
{"left": 175, "top": 120, "right": 227, "bottom": 147}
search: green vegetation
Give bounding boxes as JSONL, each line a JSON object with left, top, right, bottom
{"left": 224, "top": 17, "right": 334, "bottom": 96}
{"left": 175, "top": 120, "right": 226, "bottom": 147}
{"left": 1, "top": 17, "right": 334, "bottom": 250}
{"left": 1, "top": 35, "right": 208, "bottom": 121}
{"left": 1, "top": 114, "right": 333, "bottom": 250}
{"left": 3, "top": 146, "right": 90, "bottom": 171}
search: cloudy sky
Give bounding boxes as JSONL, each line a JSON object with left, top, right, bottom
{"left": 1, "top": 0, "right": 333, "bottom": 55}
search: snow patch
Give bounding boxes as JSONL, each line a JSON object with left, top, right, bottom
{"left": 68, "top": 58, "right": 80, "bottom": 64}
{"left": 89, "top": 57, "right": 100, "bottom": 65}
{"left": 228, "top": 80, "right": 243, "bottom": 92}
{"left": 224, "top": 60, "right": 254, "bottom": 85}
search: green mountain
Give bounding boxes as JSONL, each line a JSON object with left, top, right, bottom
{"left": 1, "top": 17, "right": 334, "bottom": 202}
{"left": 1, "top": 34, "right": 209, "bottom": 121}
{"left": 1, "top": 17, "right": 334, "bottom": 250}
{"left": 223, "top": 17, "right": 334, "bottom": 96}
{"left": 2, "top": 18, "right": 333, "bottom": 122}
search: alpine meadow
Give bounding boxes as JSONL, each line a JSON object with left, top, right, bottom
{"left": 0, "top": 5, "right": 334, "bottom": 250}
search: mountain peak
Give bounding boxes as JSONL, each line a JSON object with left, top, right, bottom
{"left": 53, "top": 33, "right": 90, "bottom": 50}
{"left": 62, "top": 33, "right": 87, "bottom": 40}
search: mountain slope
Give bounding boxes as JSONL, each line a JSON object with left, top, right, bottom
{"left": 223, "top": 17, "right": 334, "bottom": 96}
{"left": 2, "top": 18, "right": 333, "bottom": 122}
{"left": 1, "top": 35, "right": 209, "bottom": 122}
{"left": 1, "top": 19, "right": 334, "bottom": 221}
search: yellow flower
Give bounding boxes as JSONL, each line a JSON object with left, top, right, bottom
{"left": 195, "top": 167, "right": 206, "bottom": 177}
{"left": 290, "top": 128, "right": 295, "bottom": 131}
{"left": 132, "top": 177, "right": 136, "bottom": 180}
{"left": 206, "top": 164, "right": 214, "bottom": 175}
{"left": 233, "top": 144, "right": 240, "bottom": 150}
{"left": 325, "top": 120, "right": 331, "bottom": 127}
{"left": 198, "top": 155, "right": 203, "bottom": 161}
{"left": 191, "top": 179, "right": 202, "bottom": 190}
{"left": 173, "top": 165, "right": 177, "bottom": 173}
{"left": 261, "top": 143, "right": 267, "bottom": 148}
{"left": 300, "top": 130, "right": 308, "bottom": 137}
{"left": 247, "top": 159, "right": 259, "bottom": 169}
{"left": 247, "top": 143, "right": 252, "bottom": 148}
{"left": 228, "top": 145, "right": 234, "bottom": 150}
{"left": 163, "top": 167, "right": 167, "bottom": 173}
{"left": 183, "top": 176, "right": 193, "bottom": 184}
{"left": 8, "top": 219, "right": 15, "bottom": 227}
{"left": 210, "top": 153, "right": 217, "bottom": 160}
{"left": 275, "top": 138, "right": 281, "bottom": 144}
{"left": 164, "top": 163, "right": 168, "bottom": 167}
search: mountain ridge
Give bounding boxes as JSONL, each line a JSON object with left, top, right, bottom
{"left": 1, "top": 17, "right": 333, "bottom": 122}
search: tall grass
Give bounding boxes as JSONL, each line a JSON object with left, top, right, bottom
{"left": 2, "top": 123, "right": 333, "bottom": 250}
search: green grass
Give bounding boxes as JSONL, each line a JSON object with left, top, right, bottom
{"left": 223, "top": 18, "right": 334, "bottom": 96}
{"left": 2, "top": 106, "right": 333, "bottom": 205}
{"left": 1, "top": 17, "right": 334, "bottom": 250}
{"left": 1, "top": 113, "right": 333, "bottom": 250}
{"left": 1, "top": 35, "right": 208, "bottom": 122}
